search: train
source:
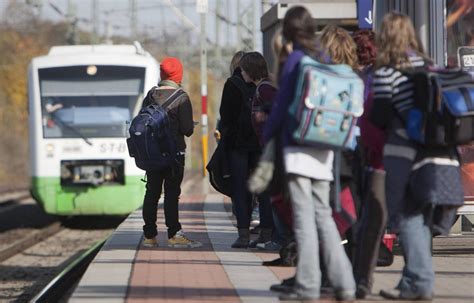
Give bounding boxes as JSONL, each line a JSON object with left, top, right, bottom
{"left": 28, "top": 43, "right": 159, "bottom": 215}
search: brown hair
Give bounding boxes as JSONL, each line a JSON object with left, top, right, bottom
{"left": 375, "top": 12, "right": 425, "bottom": 69}
{"left": 239, "top": 52, "right": 269, "bottom": 82}
{"left": 229, "top": 51, "right": 246, "bottom": 76}
{"left": 319, "top": 25, "right": 358, "bottom": 69}
{"left": 282, "top": 6, "right": 318, "bottom": 57}
{"left": 271, "top": 29, "right": 293, "bottom": 84}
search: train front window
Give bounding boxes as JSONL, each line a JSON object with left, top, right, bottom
{"left": 38, "top": 65, "right": 145, "bottom": 139}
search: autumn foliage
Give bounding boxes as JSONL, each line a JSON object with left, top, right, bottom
{"left": 0, "top": 1, "right": 224, "bottom": 190}
{"left": 0, "top": 3, "right": 53, "bottom": 190}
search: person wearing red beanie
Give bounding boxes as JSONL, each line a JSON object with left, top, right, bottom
{"left": 160, "top": 57, "right": 183, "bottom": 85}
{"left": 140, "top": 56, "right": 201, "bottom": 249}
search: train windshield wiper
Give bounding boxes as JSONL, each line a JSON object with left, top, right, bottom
{"left": 50, "top": 113, "right": 93, "bottom": 146}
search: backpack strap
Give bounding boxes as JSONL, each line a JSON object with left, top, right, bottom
{"left": 254, "top": 80, "right": 275, "bottom": 114}
{"left": 161, "top": 88, "right": 185, "bottom": 110}
{"left": 142, "top": 86, "right": 184, "bottom": 109}
{"left": 332, "top": 151, "right": 342, "bottom": 213}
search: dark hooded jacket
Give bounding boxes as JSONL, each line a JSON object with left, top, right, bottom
{"left": 218, "top": 68, "right": 259, "bottom": 150}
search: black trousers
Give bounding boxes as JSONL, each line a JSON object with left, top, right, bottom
{"left": 142, "top": 155, "right": 185, "bottom": 239}
{"left": 354, "top": 169, "right": 387, "bottom": 289}
{"left": 230, "top": 149, "right": 273, "bottom": 229}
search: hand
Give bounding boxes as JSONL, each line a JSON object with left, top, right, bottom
{"left": 45, "top": 103, "right": 63, "bottom": 113}
{"left": 253, "top": 112, "right": 268, "bottom": 123}
{"left": 214, "top": 130, "right": 221, "bottom": 141}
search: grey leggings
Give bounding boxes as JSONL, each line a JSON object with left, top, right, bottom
{"left": 288, "top": 174, "right": 355, "bottom": 297}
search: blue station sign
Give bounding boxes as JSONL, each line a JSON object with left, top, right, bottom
{"left": 358, "top": 0, "right": 374, "bottom": 29}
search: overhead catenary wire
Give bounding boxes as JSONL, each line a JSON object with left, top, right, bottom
{"left": 44, "top": 0, "right": 257, "bottom": 55}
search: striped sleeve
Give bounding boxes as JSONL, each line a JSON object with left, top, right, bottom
{"left": 373, "top": 58, "right": 426, "bottom": 121}
{"left": 373, "top": 66, "right": 397, "bottom": 99}
{"left": 369, "top": 67, "right": 398, "bottom": 128}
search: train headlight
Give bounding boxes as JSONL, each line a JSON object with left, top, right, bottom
{"left": 86, "top": 65, "right": 97, "bottom": 76}
{"left": 45, "top": 144, "right": 55, "bottom": 158}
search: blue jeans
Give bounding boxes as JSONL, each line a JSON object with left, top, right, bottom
{"left": 384, "top": 154, "right": 434, "bottom": 296}
{"left": 397, "top": 211, "right": 434, "bottom": 296}
{"left": 230, "top": 149, "right": 273, "bottom": 229}
{"left": 272, "top": 208, "right": 292, "bottom": 245}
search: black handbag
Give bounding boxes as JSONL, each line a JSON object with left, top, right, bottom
{"left": 377, "top": 241, "right": 394, "bottom": 267}
{"left": 206, "top": 136, "right": 232, "bottom": 197}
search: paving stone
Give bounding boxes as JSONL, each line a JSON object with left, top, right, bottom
{"left": 71, "top": 184, "right": 474, "bottom": 303}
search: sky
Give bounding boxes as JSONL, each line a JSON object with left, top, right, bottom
{"left": 0, "top": 0, "right": 276, "bottom": 51}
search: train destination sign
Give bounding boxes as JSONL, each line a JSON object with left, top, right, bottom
{"left": 458, "top": 46, "right": 474, "bottom": 74}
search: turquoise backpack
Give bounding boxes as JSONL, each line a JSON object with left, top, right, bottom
{"left": 288, "top": 55, "right": 364, "bottom": 149}
{"left": 288, "top": 56, "right": 364, "bottom": 212}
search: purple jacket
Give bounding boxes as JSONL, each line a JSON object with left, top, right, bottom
{"left": 262, "top": 49, "right": 305, "bottom": 146}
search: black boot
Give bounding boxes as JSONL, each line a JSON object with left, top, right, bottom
{"left": 270, "top": 276, "right": 295, "bottom": 292}
{"left": 231, "top": 228, "right": 250, "bottom": 248}
{"left": 249, "top": 228, "right": 272, "bottom": 248}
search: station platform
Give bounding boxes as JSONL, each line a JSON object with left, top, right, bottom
{"left": 69, "top": 174, "right": 474, "bottom": 303}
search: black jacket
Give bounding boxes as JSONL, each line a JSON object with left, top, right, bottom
{"left": 218, "top": 68, "right": 259, "bottom": 150}
{"left": 142, "top": 87, "right": 194, "bottom": 152}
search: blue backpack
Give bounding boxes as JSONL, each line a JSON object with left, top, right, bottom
{"left": 404, "top": 69, "right": 474, "bottom": 147}
{"left": 126, "top": 89, "right": 183, "bottom": 171}
{"left": 288, "top": 55, "right": 364, "bottom": 149}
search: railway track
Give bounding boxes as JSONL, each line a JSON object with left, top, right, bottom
{"left": 0, "top": 194, "right": 122, "bottom": 303}
{"left": 0, "top": 222, "right": 63, "bottom": 263}
{"left": 0, "top": 171, "right": 201, "bottom": 301}
{"left": 0, "top": 219, "right": 120, "bottom": 302}
{"left": 0, "top": 190, "right": 58, "bottom": 255}
{"left": 31, "top": 239, "right": 106, "bottom": 303}
{"left": 0, "top": 189, "right": 31, "bottom": 214}
{"left": 0, "top": 189, "right": 30, "bottom": 204}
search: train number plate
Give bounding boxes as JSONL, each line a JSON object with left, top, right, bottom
{"left": 99, "top": 143, "right": 127, "bottom": 154}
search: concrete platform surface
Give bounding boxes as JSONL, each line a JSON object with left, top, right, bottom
{"left": 69, "top": 174, "right": 474, "bottom": 303}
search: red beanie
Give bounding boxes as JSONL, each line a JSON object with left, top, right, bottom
{"left": 160, "top": 57, "right": 183, "bottom": 84}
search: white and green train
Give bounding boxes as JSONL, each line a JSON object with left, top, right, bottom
{"left": 28, "top": 43, "right": 158, "bottom": 215}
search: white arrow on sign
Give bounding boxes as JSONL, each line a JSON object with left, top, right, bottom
{"left": 365, "top": 10, "right": 373, "bottom": 25}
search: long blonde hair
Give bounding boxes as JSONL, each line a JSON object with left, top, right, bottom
{"left": 319, "top": 25, "right": 358, "bottom": 69}
{"left": 375, "top": 12, "right": 425, "bottom": 69}
{"left": 229, "top": 51, "right": 246, "bottom": 76}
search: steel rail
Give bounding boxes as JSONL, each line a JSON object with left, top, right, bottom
{"left": 31, "top": 238, "right": 106, "bottom": 303}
